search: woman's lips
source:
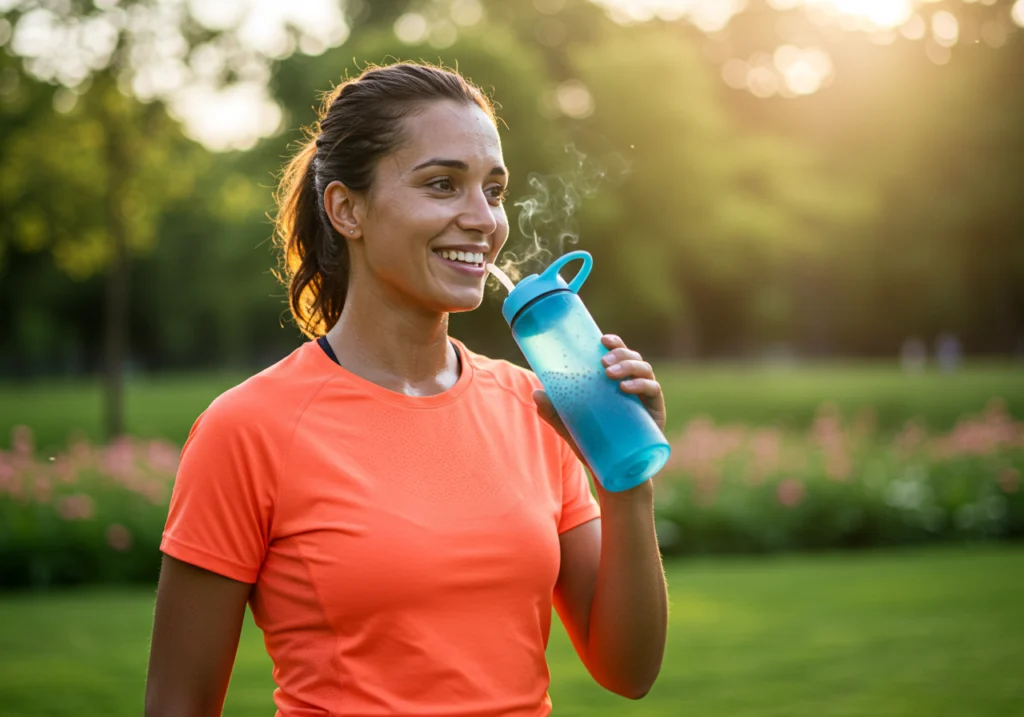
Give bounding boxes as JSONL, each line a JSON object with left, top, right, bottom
{"left": 432, "top": 252, "right": 487, "bottom": 277}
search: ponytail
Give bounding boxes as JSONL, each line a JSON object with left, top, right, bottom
{"left": 273, "top": 134, "right": 349, "bottom": 338}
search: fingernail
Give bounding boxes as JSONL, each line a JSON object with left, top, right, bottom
{"left": 608, "top": 364, "right": 623, "bottom": 374}
{"left": 602, "top": 354, "right": 615, "bottom": 365}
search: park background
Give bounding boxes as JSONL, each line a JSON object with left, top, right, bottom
{"left": 1, "top": 0, "right": 1023, "bottom": 714}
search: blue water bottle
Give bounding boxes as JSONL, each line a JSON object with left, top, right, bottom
{"left": 502, "top": 250, "right": 671, "bottom": 491}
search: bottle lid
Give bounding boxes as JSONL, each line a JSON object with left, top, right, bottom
{"left": 501, "top": 250, "right": 593, "bottom": 325}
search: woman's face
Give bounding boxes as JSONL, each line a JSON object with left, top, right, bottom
{"left": 351, "top": 100, "right": 509, "bottom": 314}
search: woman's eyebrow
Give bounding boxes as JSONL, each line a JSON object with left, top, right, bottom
{"left": 412, "top": 158, "right": 507, "bottom": 176}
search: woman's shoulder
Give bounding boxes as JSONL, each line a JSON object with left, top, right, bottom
{"left": 192, "top": 342, "right": 332, "bottom": 443}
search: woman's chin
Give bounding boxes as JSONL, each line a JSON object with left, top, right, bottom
{"left": 439, "top": 287, "right": 485, "bottom": 314}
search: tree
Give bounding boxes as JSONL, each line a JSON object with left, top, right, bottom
{"left": 0, "top": 0, "right": 351, "bottom": 436}
{"left": 0, "top": 47, "right": 201, "bottom": 436}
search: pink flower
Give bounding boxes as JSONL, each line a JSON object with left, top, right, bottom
{"left": 33, "top": 475, "right": 53, "bottom": 503}
{"left": 895, "top": 420, "right": 927, "bottom": 455}
{"left": 0, "top": 459, "right": 22, "bottom": 498}
{"left": 69, "top": 437, "right": 94, "bottom": 469}
{"left": 57, "top": 494, "right": 95, "bottom": 521}
{"left": 747, "top": 428, "right": 782, "bottom": 484}
{"left": 998, "top": 467, "right": 1020, "bottom": 494}
{"left": 811, "top": 402, "right": 843, "bottom": 449}
{"left": 101, "top": 437, "right": 139, "bottom": 484}
{"left": 141, "top": 480, "right": 168, "bottom": 506}
{"left": 106, "top": 523, "right": 133, "bottom": 552}
{"left": 52, "top": 455, "right": 77, "bottom": 484}
{"left": 777, "top": 479, "right": 805, "bottom": 508}
{"left": 932, "top": 400, "right": 1023, "bottom": 458}
{"left": 0, "top": 455, "right": 14, "bottom": 482}
{"left": 667, "top": 417, "right": 748, "bottom": 481}
{"left": 145, "top": 440, "right": 180, "bottom": 475}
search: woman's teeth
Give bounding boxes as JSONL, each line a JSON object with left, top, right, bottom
{"left": 437, "top": 250, "right": 484, "bottom": 266}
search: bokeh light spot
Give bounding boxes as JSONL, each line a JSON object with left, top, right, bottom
{"left": 394, "top": 13, "right": 429, "bottom": 45}
{"left": 722, "top": 58, "right": 750, "bottom": 89}
{"left": 900, "top": 14, "right": 926, "bottom": 40}
{"left": 747, "top": 66, "right": 779, "bottom": 98}
{"left": 451, "top": 0, "right": 484, "bottom": 27}
{"left": 555, "top": 79, "right": 594, "bottom": 119}
{"left": 931, "top": 11, "right": 959, "bottom": 47}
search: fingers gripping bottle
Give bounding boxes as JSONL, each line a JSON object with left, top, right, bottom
{"left": 501, "top": 251, "right": 671, "bottom": 492}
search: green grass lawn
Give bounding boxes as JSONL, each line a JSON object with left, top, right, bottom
{"left": 3, "top": 363, "right": 1023, "bottom": 450}
{"left": 1, "top": 546, "right": 1022, "bottom": 716}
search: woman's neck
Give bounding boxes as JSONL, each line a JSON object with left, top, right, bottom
{"left": 324, "top": 289, "right": 461, "bottom": 396}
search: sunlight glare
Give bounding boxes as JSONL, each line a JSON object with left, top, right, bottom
{"left": 809, "top": 0, "right": 914, "bottom": 28}
{"left": 1012, "top": 0, "right": 1024, "bottom": 28}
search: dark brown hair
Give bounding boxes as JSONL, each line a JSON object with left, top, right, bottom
{"left": 273, "top": 62, "right": 496, "bottom": 338}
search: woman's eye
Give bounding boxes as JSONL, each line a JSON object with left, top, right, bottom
{"left": 428, "top": 177, "right": 455, "bottom": 192}
{"left": 487, "top": 185, "right": 508, "bottom": 203}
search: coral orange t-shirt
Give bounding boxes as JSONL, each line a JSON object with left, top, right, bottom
{"left": 160, "top": 337, "right": 601, "bottom": 716}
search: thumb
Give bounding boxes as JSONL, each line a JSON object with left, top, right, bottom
{"left": 532, "top": 389, "right": 554, "bottom": 415}
{"left": 532, "top": 389, "right": 560, "bottom": 426}
{"left": 533, "top": 389, "right": 583, "bottom": 464}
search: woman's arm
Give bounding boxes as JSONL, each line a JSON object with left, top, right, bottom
{"left": 537, "top": 333, "right": 669, "bottom": 698}
{"left": 145, "top": 555, "right": 253, "bottom": 717}
{"left": 554, "top": 486, "right": 667, "bottom": 699}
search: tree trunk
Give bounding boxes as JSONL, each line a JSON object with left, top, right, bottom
{"left": 103, "top": 118, "right": 130, "bottom": 440}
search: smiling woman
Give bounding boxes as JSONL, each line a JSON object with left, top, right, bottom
{"left": 273, "top": 64, "right": 508, "bottom": 336}
{"left": 144, "top": 61, "right": 671, "bottom": 717}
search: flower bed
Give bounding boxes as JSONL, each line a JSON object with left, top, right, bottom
{"left": 653, "top": 399, "right": 1024, "bottom": 554}
{"left": 0, "top": 429, "right": 176, "bottom": 588}
{"left": 1, "top": 400, "right": 1022, "bottom": 587}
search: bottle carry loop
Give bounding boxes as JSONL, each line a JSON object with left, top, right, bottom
{"left": 541, "top": 250, "right": 593, "bottom": 294}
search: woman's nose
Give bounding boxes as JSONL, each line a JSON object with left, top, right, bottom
{"left": 456, "top": 189, "right": 499, "bottom": 235}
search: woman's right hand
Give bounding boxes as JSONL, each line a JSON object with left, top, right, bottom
{"left": 145, "top": 555, "right": 252, "bottom": 716}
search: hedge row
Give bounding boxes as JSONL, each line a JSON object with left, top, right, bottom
{"left": 1, "top": 401, "right": 1021, "bottom": 588}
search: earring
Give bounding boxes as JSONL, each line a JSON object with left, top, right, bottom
{"left": 349, "top": 229, "right": 355, "bottom": 234}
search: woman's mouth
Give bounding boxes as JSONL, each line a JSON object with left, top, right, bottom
{"left": 432, "top": 249, "right": 487, "bottom": 276}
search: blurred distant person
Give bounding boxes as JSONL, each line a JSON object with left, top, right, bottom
{"left": 144, "top": 63, "right": 668, "bottom": 716}
{"left": 900, "top": 336, "right": 927, "bottom": 373}
{"left": 935, "top": 331, "right": 963, "bottom": 373}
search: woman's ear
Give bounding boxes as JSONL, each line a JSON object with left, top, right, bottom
{"left": 323, "top": 180, "right": 364, "bottom": 239}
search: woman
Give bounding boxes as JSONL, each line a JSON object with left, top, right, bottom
{"left": 145, "top": 62, "right": 668, "bottom": 716}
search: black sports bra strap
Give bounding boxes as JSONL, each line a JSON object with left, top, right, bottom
{"left": 317, "top": 336, "right": 340, "bottom": 365}
{"left": 317, "top": 336, "right": 461, "bottom": 372}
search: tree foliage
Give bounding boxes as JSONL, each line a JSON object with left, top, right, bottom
{"left": 1, "top": 0, "right": 1022, "bottom": 377}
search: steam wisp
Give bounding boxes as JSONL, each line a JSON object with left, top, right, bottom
{"left": 493, "top": 143, "right": 627, "bottom": 289}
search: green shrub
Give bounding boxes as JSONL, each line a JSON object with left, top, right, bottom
{"left": 1, "top": 400, "right": 1022, "bottom": 588}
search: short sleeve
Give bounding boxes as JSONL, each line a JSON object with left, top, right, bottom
{"left": 160, "top": 399, "right": 278, "bottom": 583}
{"left": 557, "top": 441, "right": 601, "bottom": 534}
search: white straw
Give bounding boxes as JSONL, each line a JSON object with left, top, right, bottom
{"left": 486, "top": 263, "right": 516, "bottom": 294}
